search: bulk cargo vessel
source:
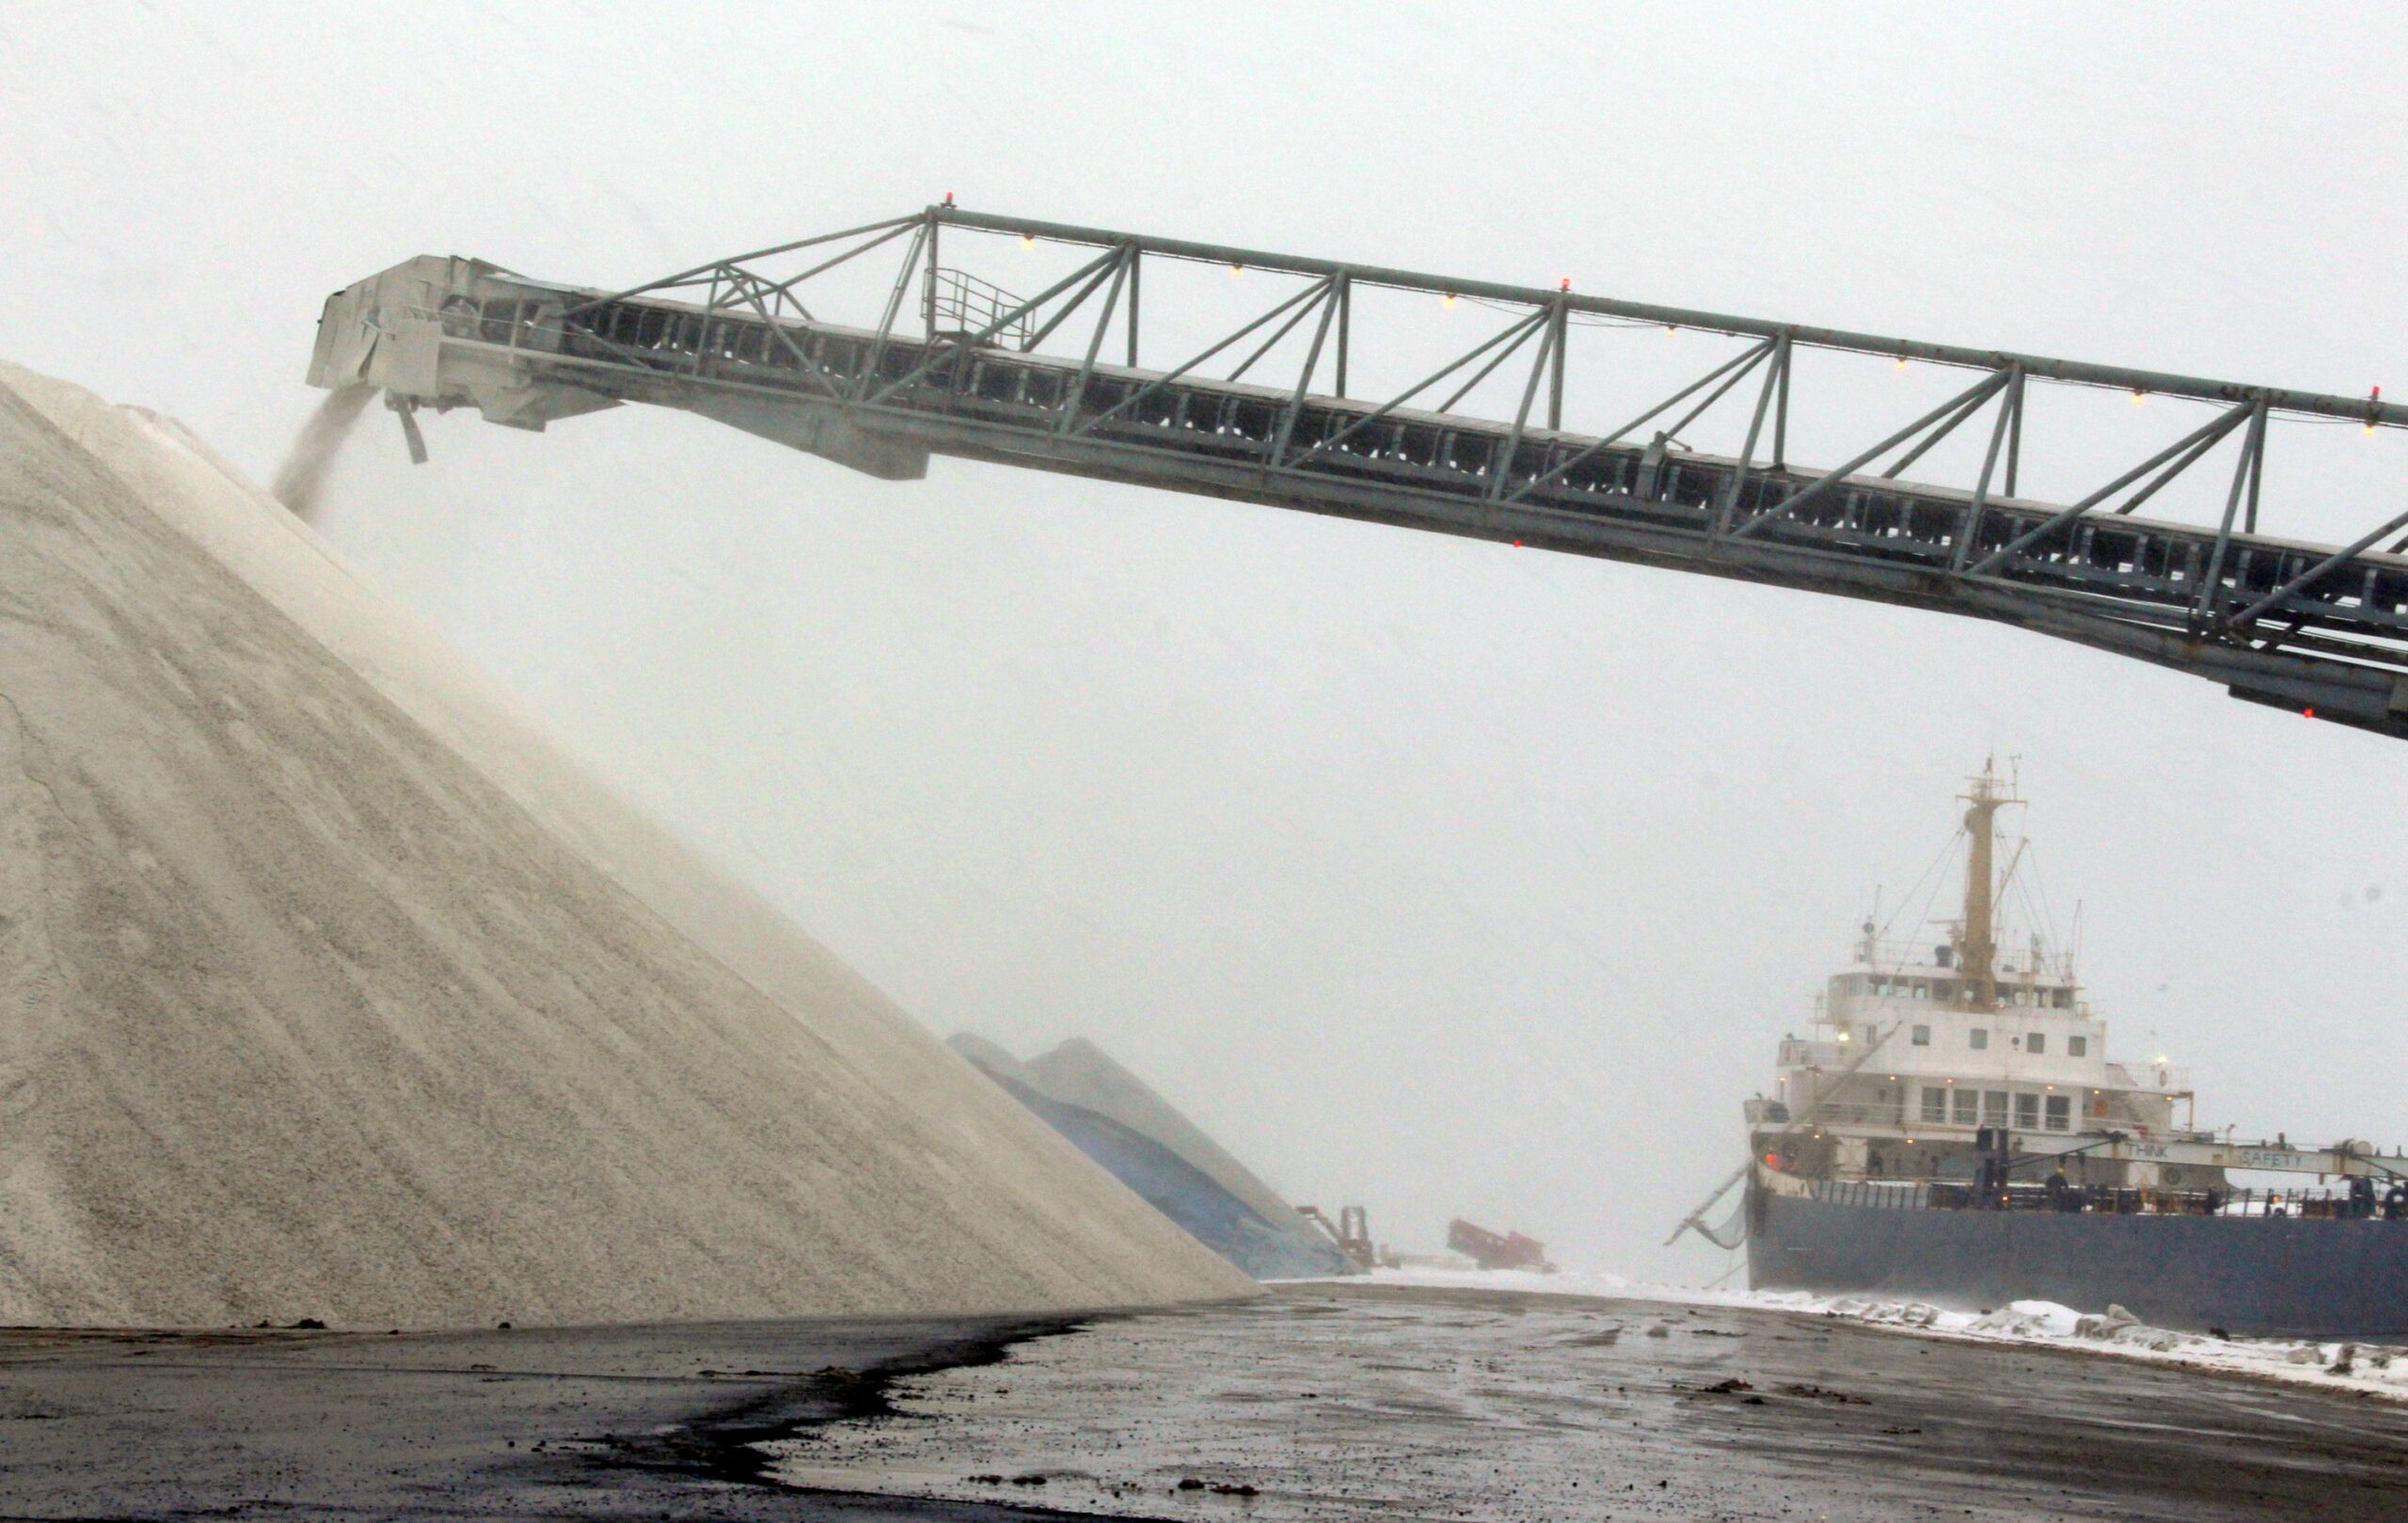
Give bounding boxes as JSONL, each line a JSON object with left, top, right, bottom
{"left": 1703, "top": 763, "right": 2408, "bottom": 1339}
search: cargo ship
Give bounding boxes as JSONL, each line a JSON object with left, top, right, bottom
{"left": 1689, "top": 762, "right": 2408, "bottom": 1339}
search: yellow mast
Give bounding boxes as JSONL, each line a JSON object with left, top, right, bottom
{"left": 1957, "top": 759, "right": 2020, "bottom": 1009}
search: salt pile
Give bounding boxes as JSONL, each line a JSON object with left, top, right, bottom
{"left": 0, "top": 365, "right": 1253, "bottom": 1328}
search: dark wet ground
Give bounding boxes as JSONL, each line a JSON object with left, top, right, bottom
{"left": 4, "top": 1282, "right": 2406, "bottom": 1520}
{"left": 0, "top": 1312, "right": 1071, "bottom": 1520}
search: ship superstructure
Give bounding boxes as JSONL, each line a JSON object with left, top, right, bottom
{"left": 1749, "top": 765, "right": 2206, "bottom": 1196}
{"left": 1687, "top": 763, "right": 2408, "bottom": 1338}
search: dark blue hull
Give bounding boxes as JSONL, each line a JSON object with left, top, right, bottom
{"left": 1749, "top": 1186, "right": 2408, "bottom": 1339}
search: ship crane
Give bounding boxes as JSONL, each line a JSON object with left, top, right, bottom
{"left": 310, "top": 205, "right": 2408, "bottom": 740}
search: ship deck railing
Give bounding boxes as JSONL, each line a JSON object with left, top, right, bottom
{"left": 1806, "top": 1178, "right": 2403, "bottom": 1220}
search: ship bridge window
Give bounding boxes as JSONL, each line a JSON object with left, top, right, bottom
{"left": 1969, "top": 1027, "right": 1989, "bottom": 1050}
{"left": 1910, "top": 980, "right": 1928, "bottom": 1000}
{"left": 2027, "top": 1033, "right": 2046, "bottom": 1055}
{"left": 2045, "top": 1095, "right": 2071, "bottom": 1132}
{"left": 1984, "top": 1090, "right": 2008, "bottom": 1124}
{"left": 1931, "top": 978, "right": 1956, "bottom": 1002}
{"left": 2015, "top": 1092, "right": 2040, "bottom": 1130}
{"left": 1921, "top": 1087, "right": 1947, "bottom": 1123}
{"left": 2052, "top": 989, "right": 2075, "bottom": 1009}
{"left": 1953, "top": 1088, "right": 1979, "bottom": 1124}
{"left": 2067, "top": 1036, "right": 2088, "bottom": 1057}
{"left": 1911, "top": 1023, "right": 1930, "bottom": 1046}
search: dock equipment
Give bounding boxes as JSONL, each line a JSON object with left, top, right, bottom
{"left": 1297, "top": 1205, "right": 1379, "bottom": 1272}
{"left": 1447, "top": 1218, "right": 1555, "bottom": 1273}
{"left": 309, "top": 205, "right": 2408, "bottom": 739}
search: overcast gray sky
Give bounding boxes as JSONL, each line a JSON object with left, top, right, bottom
{"left": 8, "top": 2, "right": 2408, "bottom": 1277}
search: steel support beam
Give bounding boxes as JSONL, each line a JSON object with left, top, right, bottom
{"left": 1732, "top": 370, "right": 2012, "bottom": 540}
{"left": 312, "top": 224, "right": 2408, "bottom": 748}
{"left": 2227, "top": 501, "right": 2408, "bottom": 630}
{"left": 1967, "top": 402, "right": 2255, "bottom": 579}
{"left": 929, "top": 206, "right": 2408, "bottom": 429}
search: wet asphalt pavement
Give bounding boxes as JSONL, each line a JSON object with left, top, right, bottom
{"left": 4, "top": 1281, "right": 2406, "bottom": 1520}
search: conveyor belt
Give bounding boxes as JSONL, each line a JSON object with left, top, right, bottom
{"left": 307, "top": 212, "right": 2408, "bottom": 739}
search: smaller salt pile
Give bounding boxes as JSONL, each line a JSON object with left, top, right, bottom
{"left": 0, "top": 365, "right": 1253, "bottom": 1328}
{"left": 953, "top": 1035, "right": 1351, "bottom": 1278}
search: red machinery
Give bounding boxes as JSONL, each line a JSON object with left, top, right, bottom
{"left": 1447, "top": 1217, "right": 1556, "bottom": 1273}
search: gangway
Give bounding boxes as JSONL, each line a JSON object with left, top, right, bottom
{"left": 308, "top": 204, "right": 2408, "bottom": 739}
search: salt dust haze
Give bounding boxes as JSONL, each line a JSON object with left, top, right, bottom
{"left": 7, "top": 4, "right": 2408, "bottom": 1289}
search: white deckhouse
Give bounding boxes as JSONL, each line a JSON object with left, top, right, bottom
{"left": 1747, "top": 764, "right": 2205, "bottom": 1192}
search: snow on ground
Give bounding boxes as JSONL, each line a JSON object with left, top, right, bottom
{"left": 1338, "top": 1265, "right": 2408, "bottom": 1404}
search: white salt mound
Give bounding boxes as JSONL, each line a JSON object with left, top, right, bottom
{"left": 0, "top": 366, "right": 1253, "bottom": 1328}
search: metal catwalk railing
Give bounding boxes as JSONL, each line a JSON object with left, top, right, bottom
{"left": 315, "top": 204, "right": 2408, "bottom": 739}
{"left": 1810, "top": 1178, "right": 2401, "bottom": 1218}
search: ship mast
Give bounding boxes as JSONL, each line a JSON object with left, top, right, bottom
{"left": 1956, "top": 759, "right": 2020, "bottom": 1009}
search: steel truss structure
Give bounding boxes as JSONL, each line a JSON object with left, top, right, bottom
{"left": 307, "top": 205, "right": 2408, "bottom": 739}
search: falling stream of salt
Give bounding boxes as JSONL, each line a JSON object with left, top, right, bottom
{"left": 269, "top": 383, "right": 372, "bottom": 523}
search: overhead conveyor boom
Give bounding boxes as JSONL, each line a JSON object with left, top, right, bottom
{"left": 307, "top": 205, "right": 2408, "bottom": 741}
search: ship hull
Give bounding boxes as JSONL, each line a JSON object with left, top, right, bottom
{"left": 1749, "top": 1186, "right": 2408, "bottom": 1339}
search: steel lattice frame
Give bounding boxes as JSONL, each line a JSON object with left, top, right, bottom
{"left": 312, "top": 204, "right": 2408, "bottom": 739}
